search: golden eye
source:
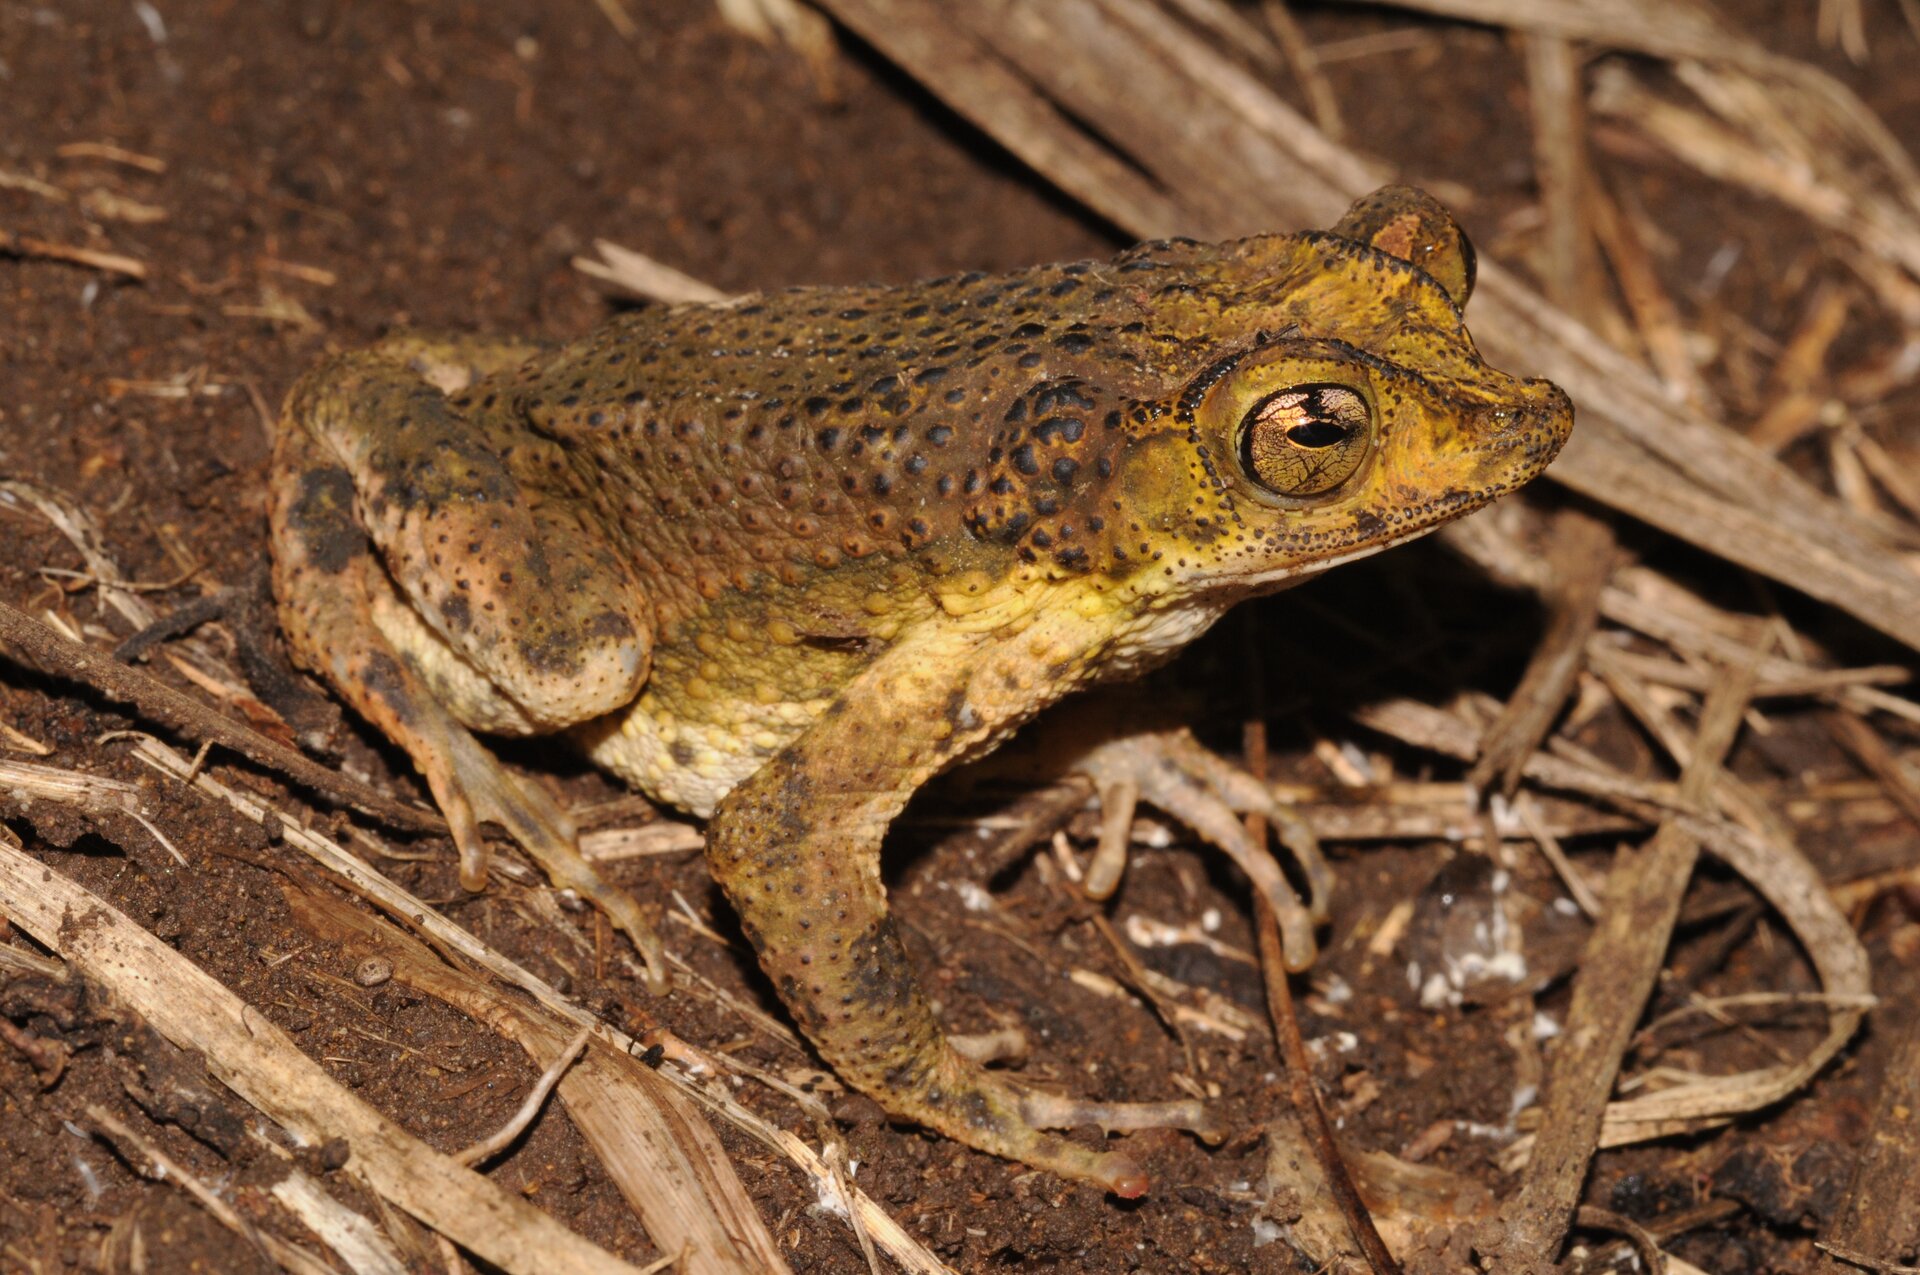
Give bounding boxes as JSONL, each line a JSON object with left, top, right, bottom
{"left": 1236, "top": 384, "right": 1373, "bottom": 497}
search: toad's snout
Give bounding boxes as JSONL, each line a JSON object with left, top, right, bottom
{"left": 1454, "top": 377, "right": 1575, "bottom": 489}
{"left": 1469, "top": 376, "right": 1572, "bottom": 442}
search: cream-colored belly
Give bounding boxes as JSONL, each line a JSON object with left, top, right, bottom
{"left": 572, "top": 688, "right": 830, "bottom": 818}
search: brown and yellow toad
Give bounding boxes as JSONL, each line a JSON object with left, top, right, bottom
{"left": 269, "top": 186, "right": 1571, "bottom": 1195}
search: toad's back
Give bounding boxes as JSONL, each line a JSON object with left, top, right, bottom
{"left": 457, "top": 225, "right": 1499, "bottom": 635}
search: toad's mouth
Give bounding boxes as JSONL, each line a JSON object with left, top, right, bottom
{"left": 1229, "top": 497, "right": 1486, "bottom": 592}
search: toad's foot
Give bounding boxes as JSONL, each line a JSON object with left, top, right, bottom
{"left": 1072, "top": 728, "right": 1332, "bottom": 971}
{"left": 858, "top": 1039, "right": 1225, "bottom": 1199}
{"left": 431, "top": 710, "right": 669, "bottom": 992}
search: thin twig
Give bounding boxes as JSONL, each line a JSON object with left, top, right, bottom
{"left": 1467, "top": 506, "right": 1615, "bottom": 799}
{"left": 1512, "top": 793, "right": 1602, "bottom": 918}
{"left": 1524, "top": 32, "right": 1612, "bottom": 331}
{"left": 125, "top": 734, "right": 948, "bottom": 1274}
{"left": 1572, "top": 1206, "right": 1669, "bottom": 1275}
{"left": 1823, "top": 710, "right": 1920, "bottom": 831}
{"left": 1259, "top": 1, "right": 1345, "bottom": 141}
{"left": 0, "top": 845, "right": 655, "bottom": 1275}
{"left": 1253, "top": 893, "right": 1401, "bottom": 1273}
{"left": 0, "top": 228, "right": 146, "bottom": 278}
{"left": 1241, "top": 702, "right": 1399, "bottom": 1274}
{"left": 454, "top": 1024, "right": 594, "bottom": 1167}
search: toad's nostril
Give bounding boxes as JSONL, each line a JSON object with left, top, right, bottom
{"left": 1471, "top": 403, "right": 1526, "bottom": 440}
{"left": 1471, "top": 380, "right": 1573, "bottom": 446}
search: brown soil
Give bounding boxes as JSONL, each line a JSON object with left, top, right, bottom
{"left": 2, "top": 3, "right": 1916, "bottom": 1273}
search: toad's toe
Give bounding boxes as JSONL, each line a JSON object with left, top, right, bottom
{"left": 1073, "top": 728, "right": 1331, "bottom": 971}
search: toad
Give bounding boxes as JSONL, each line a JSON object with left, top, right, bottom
{"left": 269, "top": 186, "right": 1571, "bottom": 1195}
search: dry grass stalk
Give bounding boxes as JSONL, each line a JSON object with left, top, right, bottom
{"left": 452, "top": 1025, "right": 594, "bottom": 1168}
{"left": 85, "top": 1105, "right": 342, "bottom": 1275}
{"left": 1263, "top": 1119, "right": 1498, "bottom": 1271}
{"left": 2, "top": 480, "right": 167, "bottom": 633}
{"left": 1585, "top": 642, "right": 1907, "bottom": 701}
{"left": 1288, "top": 784, "right": 1642, "bottom": 843}
{"left": 0, "top": 227, "right": 146, "bottom": 279}
{"left": 1823, "top": 710, "right": 1920, "bottom": 832}
{"left": 713, "top": 0, "right": 839, "bottom": 91}
{"left": 1853, "top": 431, "right": 1920, "bottom": 526}
{"left": 2, "top": 478, "right": 335, "bottom": 739}
{"left": 0, "top": 755, "right": 184, "bottom": 865}
{"left": 0, "top": 169, "right": 70, "bottom": 201}
{"left": 1258, "top": 1, "right": 1346, "bottom": 142}
{"left": 1340, "top": 0, "right": 1920, "bottom": 339}
{"left": 1827, "top": 425, "right": 1883, "bottom": 521}
{"left": 574, "top": 240, "right": 733, "bottom": 304}
{"left": 1597, "top": 576, "right": 1920, "bottom": 723}
{"left": 1817, "top": 0, "right": 1868, "bottom": 64}
{"left": 1239, "top": 716, "right": 1400, "bottom": 1273}
{"left": 264, "top": 1161, "right": 412, "bottom": 1275}
{"left": 1447, "top": 511, "right": 1918, "bottom": 720}
{"left": 1813, "top": 1004, "right": 1920, "bottom": 1274}
{"left": 1495, "top": 656, "right": 1757, "bottom": 1270}
{"left": 590, "top": 0, "right": 638, "bottom": 40}
{"left": 928, "top": 775, "right": 1646, "bottom": 887}
{"left": 1353, "top": 691, "right": 1872, "bottom": 1144}
{"left": 1357, "top": 695, "right": 1682, "bottom": 812}
{"left": 0, "top": 756, "right": 148, "bottom": 819}
{"left": 279, "top": 884, "right": 797, "bottom": 1275}
{"left": 123, "top": 734, "right": 953, "bottom": 1275}
{"left": 1, "top": 471, "right": 909, "bottom": 1272}
{"left": 0, "top": 718, "right": 52, "bottom": 755}
{"left": 1523, "top": 33, "right": 1611, "bottom": 330}
{"left": 1587, "top": 180, "right": 1719, "bottom": 413}
{"left": 1466, "top": 507, "right": 1615, "bottom": 800}
{"left": 579, "top": 819, "right": 705, "bottom": 860}
{"left": 1591, "top": 64, "right": 1920, "bottom": 323}
{"left": 0, "top": 839, "right": 659, "bottom": 1275}
{"left": 1159, "top": 0, "right": 1285, "bottom": 70}
{"left": 1513, "top": 793, "right": 1603, "bottom": 917}
{"left": 0, "top": 594, "right": 445, "bottom": 837}
{"left": 56, "top": 141, "right": 166, "bottom": 171}
{"left": 1330, "top": 0, "right": 1732, "bottom": 60}
{"left": 1337, "top": 0, "right": 1920, "bottom": 197}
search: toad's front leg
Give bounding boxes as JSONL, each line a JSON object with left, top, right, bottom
{"left": 703, "top": 645, "right": 1220, "bottom": 1197}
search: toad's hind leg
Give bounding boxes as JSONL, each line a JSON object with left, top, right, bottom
{"left": 284, "top": 335, "right": 653, "bottom": 729}
{"left": 268, "top": 335, "right": 665, "bottom": 985}
{"left": 705, "top": 647, "right": 1223, "bottom": 1196}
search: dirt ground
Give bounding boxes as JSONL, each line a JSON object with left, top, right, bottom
{"left": 2, "top": 2, "right": 1918, "bottom": 1272}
